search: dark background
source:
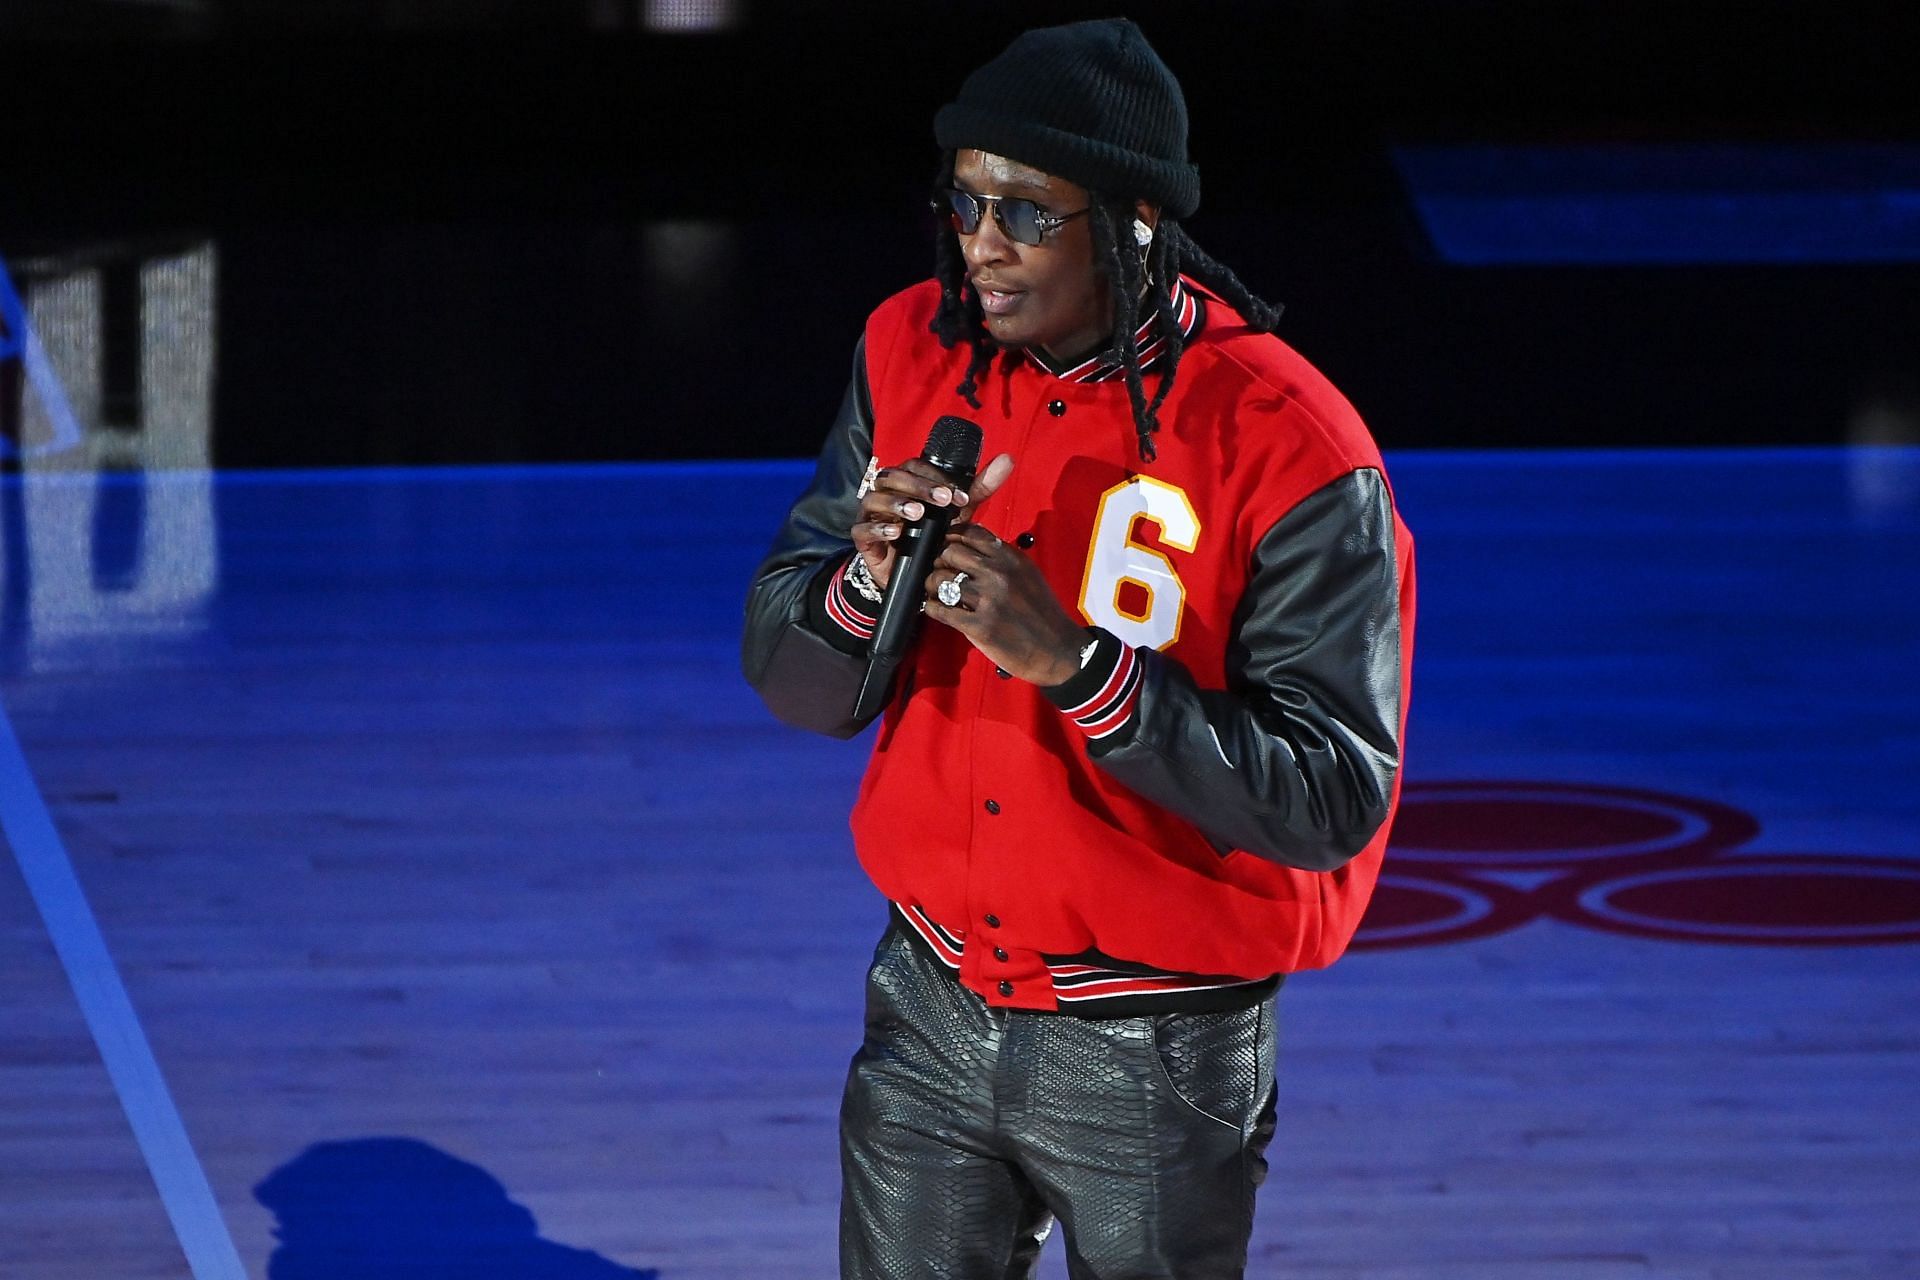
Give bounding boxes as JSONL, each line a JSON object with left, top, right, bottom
{"left": 3, "top": 0, "right": 1916, "bottom": 466}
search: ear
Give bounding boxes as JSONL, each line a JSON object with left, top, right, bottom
{"left": 1130, "top": 201, "right": 1161, "bottom": 251}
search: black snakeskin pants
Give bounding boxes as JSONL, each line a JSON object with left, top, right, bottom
{"left": 840, "top": 925, "right": 1279, "bottom": 1280}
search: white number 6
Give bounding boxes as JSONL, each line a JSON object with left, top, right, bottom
{"left": 1077, "top": 477, "right": 1199, "bottom": 651}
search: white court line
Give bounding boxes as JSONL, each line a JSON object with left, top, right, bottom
{"left": 0, "top": 701, "right": 247, "bottom": 1280}
{"left": 21, "top": 323, "right": 86, "bottom": 459}
{"left": 0, "top": 253, "right": 86, "bottom": 460}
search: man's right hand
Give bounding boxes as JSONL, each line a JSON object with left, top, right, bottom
{"left": 852, "top": 453, "right": 1014, "bottom": 590}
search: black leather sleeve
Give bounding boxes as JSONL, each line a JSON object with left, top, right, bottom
{"left": 740, "top": 339, "right": 880, "bottom": 739}
{"left": 1088, "top": 468, "right": 1405, "bottom": 871}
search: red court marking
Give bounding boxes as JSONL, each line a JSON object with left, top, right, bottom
{"left": 1350, "top": 872, "right": 1535, "bottom": 950}
{"left": 1387, "top": 781, "right": 1759, "bottom": 869}
{"left": 1546, "top": 856, "right": 1920, "bottom": 945}
{"left": 1361, "top": 782, "right": 1918, "bottom": 949}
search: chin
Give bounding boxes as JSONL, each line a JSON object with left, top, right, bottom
{"left": 984, "top": 315, "right": 1040, "bottom": 350}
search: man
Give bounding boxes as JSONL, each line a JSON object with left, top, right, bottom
{"left": 743, "top": 19, "right": 1414, "bottom": 1279}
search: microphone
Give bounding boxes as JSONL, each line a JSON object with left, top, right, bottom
{"left": 852, "top": 415, "right": 983, "bottom": 721}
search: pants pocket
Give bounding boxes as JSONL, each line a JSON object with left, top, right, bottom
{"left": 1147, "top": 1001, "right": 1269, "bottom": 1133}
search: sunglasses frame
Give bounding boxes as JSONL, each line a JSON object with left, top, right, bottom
{"left": 941, "top": 188, "right": 1091, "bottom": 247}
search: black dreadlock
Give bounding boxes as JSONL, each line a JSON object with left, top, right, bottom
{"left": 927, "top": 155, "right": 1284, "bottom": 461}
{"left": 930, "top": 202, "right": 1000, "bottom": 414}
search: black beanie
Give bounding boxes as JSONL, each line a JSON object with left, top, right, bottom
{"left": 934, "top": 19, "right": 1199, "bottom": 220}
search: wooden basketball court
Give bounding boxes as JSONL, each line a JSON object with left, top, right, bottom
{"left": 3, "top": 449, "right": 1917, "bottom": 1278}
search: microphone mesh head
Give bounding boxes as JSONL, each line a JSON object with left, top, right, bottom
{"left": 924, "top": 416, "right": 984, "bottom": 475}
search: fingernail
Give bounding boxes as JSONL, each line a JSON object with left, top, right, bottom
{"left": 902, "top": 502, "right": 923, "bottom": 519}
{"left": 932, "top": 487, "right": 952, "bottom": 504}
{"left": 954, "top": 489, "right": 970, "bottom": 505}
{"left": 881, "top": 525, "right": 897, "bottom": 538}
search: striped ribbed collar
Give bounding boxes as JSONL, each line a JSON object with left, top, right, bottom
{"left": 1024, "top": 275, "right": 1205, "bottom": 384}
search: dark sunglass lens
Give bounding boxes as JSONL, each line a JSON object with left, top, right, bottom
{"left": 999, "top": 199, "right": 1044, "bottom": 245}
{"left": 947, "top": 190, "right": 984, "bottom": 234}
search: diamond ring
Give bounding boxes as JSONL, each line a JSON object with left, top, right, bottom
{"left": 937, "top": 572, "right": 969, "bottom": 608}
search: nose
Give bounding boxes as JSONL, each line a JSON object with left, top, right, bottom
{"left": 960, "top": 211, "right": 1016, "bottom": 271}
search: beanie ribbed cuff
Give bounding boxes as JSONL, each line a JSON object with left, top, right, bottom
{"left": 934, "top": 104, "right": 1200, "bottom": 219}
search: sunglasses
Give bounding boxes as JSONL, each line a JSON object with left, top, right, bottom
{"left": 942, "top": 188, "right": 1090, "bottom": 247}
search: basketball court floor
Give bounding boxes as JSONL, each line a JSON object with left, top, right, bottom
{"left": 1, "top": 445, "right": 1915, "bottom": 1279}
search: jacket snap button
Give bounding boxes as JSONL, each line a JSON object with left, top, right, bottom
{"left": 1016, "top": 532, "right": 1035, "bottom": 548}
{"left": 1047, "top": 399, "right": 1066, "bottom": 417}
{"left": 995, "top": 667, "right": 1011, "bottom": 679}
{"left": 985, "top": 799, "right": 1000, "bottom": 815}
{"left": 993, "top": 947, "right": 1008, "bottom": 962}
{"left": 984, "top": 914, "right": 1001, "bottom": 928}
{"left": 998, "top": 980, "right": 1015, "bottom": 996}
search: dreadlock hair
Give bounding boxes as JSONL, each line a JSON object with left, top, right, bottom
{"left": 928, "top": 153, "right": 1284, "bottom": 462}
{"left": 930, "top": 188, "right": 1001, "bottom": 415}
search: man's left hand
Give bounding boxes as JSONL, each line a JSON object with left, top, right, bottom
{"left": 925, "top": 524, "right": 1087, "bottom": 687}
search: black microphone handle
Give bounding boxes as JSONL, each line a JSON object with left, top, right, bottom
{"left": 852, "top": 416, "right": 983, "bottom": 722}
{"left": 868, "top": 504, "right": 959, "bottom": 664}
{"left": 851, "top": 653, "right": 899, "bottom": 724}
{"left": 851, "top": 502, "right": 959, "bottom": 720}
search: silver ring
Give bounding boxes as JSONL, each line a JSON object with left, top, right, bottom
{"left": 937, "top": 572, "right": 969, "bottom": 608}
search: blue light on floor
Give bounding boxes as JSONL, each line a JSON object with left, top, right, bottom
{"left": 1393, "top": 143, "right": 1920, "bottom": 265}
{"left": 3, "top": 450, "right": 1917, "bottom": 1276}
{"left": 1, "top": 253, "right": 24, "bottom": 362}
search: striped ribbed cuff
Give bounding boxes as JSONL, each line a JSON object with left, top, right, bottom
{"left": 806, "top": 554, "right": 879, "bottom": 657}
{"left": 1041, "top": 627, "right": 1142, "bottom": 741}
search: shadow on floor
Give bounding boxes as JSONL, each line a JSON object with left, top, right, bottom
{"left": 254, "top": 1137, "right": 658, "bottom": 1280}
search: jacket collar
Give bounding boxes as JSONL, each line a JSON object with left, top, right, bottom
{"left": 1024, "top": 275, "right": 1206, "bottom": 384}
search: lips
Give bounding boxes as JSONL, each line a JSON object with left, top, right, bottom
{"left": 971, "top": 280, "right": 1026, "bottom": 316}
